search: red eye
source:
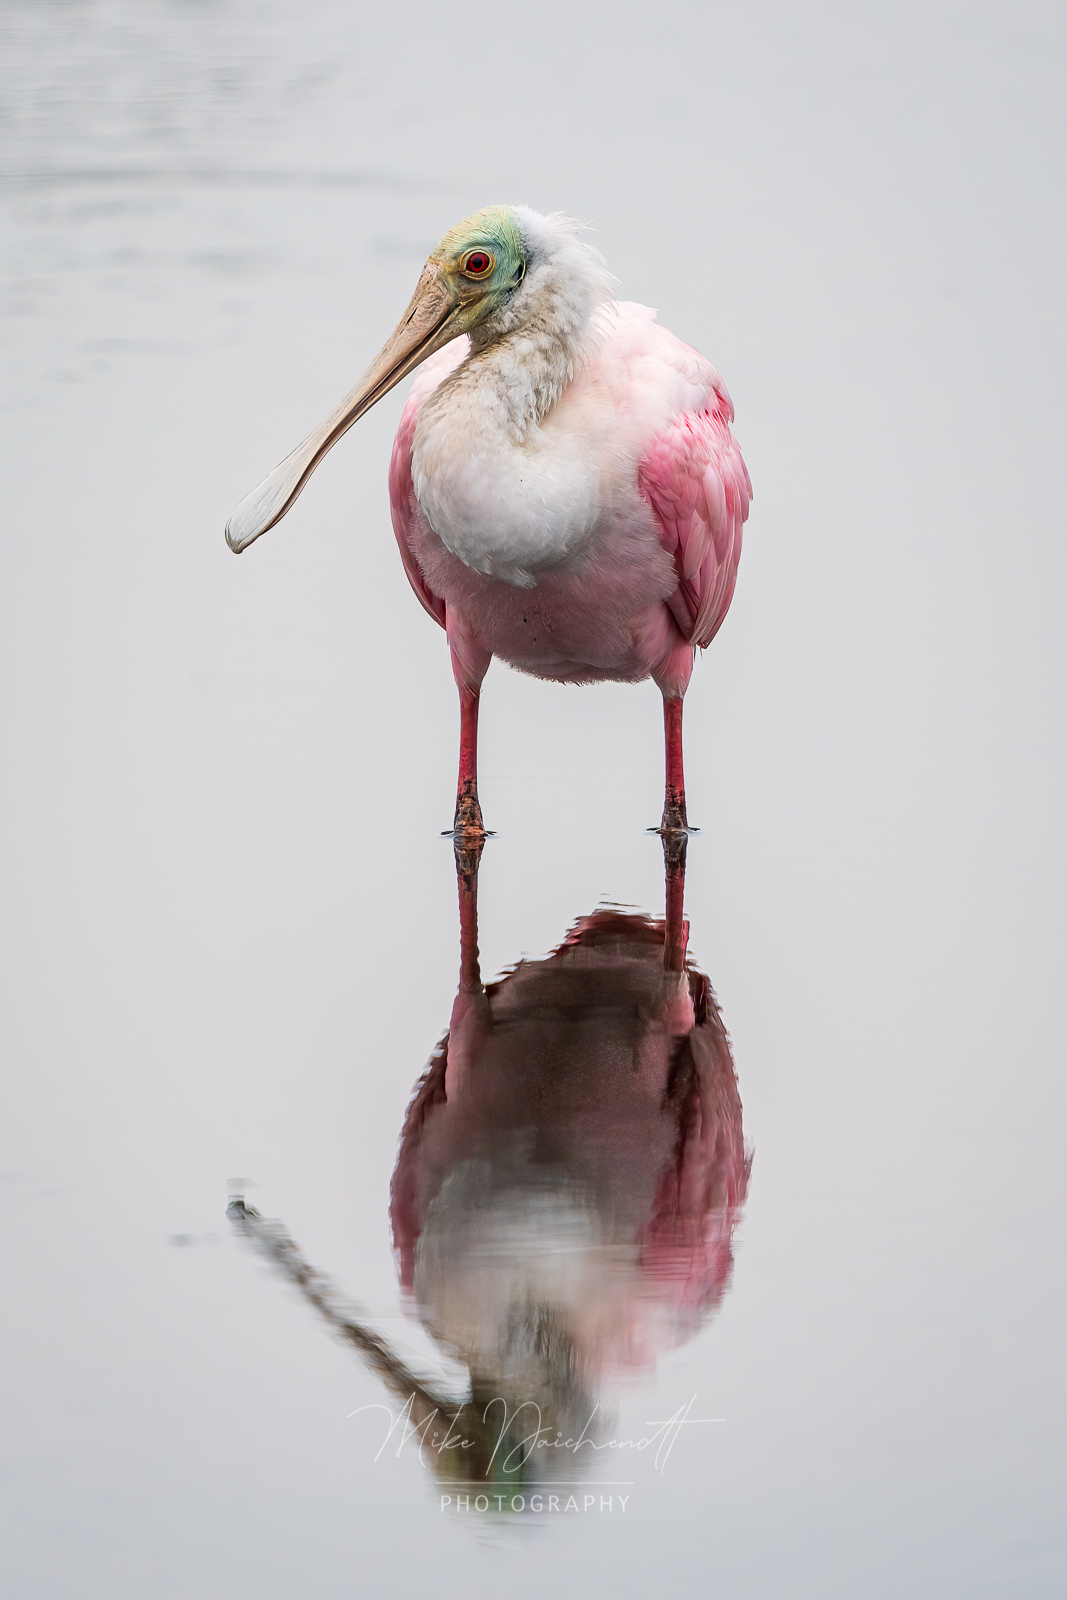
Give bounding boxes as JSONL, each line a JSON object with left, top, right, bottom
{"left": 463, "top": 251, "right": 493, "bottom": 277}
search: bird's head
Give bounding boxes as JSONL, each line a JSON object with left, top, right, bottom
{"left": 225, "top": 205, "right": 611, "bottom": 553}
{"left": 425, "top": 204, "right": 529, "bottom": 335}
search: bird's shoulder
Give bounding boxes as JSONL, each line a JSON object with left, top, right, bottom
{"left": 576, "top": 301, "right": 735, "bottom": 431}
{"left": 595, "top": 306, "right": 751, "bottom": 649}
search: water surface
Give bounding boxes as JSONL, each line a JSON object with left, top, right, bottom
{"left": 1, "top": 1, "right": 1064, "bottom": 1595}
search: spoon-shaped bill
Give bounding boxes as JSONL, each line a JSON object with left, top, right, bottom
{"left": 225, "top": 264, "right": 459, "bottom": 553}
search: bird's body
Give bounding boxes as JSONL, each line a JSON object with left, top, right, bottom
{"left": 225, "top": 205, "right": 752, "bottom": 836}
{"left": 391, "top": 297, "right": 749, "bottom": 699}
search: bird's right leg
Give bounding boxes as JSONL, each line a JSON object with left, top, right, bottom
{"left": 447, "top": 615, "right": 492, "bottom": 842}
{"left": 453, "top": 684, "right": 486, "bottom": 840}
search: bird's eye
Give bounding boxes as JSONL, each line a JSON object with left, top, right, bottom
{"left": 462, "top": 250, "right": 494, "bottom": 279}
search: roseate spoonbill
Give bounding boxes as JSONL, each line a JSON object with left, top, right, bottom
{"left": 225, "top": 206, "right": 751, "bottom": 838}
{"left": 229, "top": 840, "right": 748, "bottom": 1501}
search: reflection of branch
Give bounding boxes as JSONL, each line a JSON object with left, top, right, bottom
{"left": 226, "top": 1198, "right": 453, "bottom": 1429}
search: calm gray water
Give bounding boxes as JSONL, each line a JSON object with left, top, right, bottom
{"left": 1, "top": 1, "right": 1064, "bottom": 1595}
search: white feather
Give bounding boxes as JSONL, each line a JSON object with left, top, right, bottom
{"left": 410, "top": 211, "right": 618, "bottom": 587}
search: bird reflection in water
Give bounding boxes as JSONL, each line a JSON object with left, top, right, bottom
{"left": 230, "top": 834, "right": 749, "bottom": 1505}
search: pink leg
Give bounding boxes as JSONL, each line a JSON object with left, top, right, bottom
{"left": 446, "top": 613, "right": 491, "bottom": 840}
{"left": 659, "top": 695, "right": 690, "bottom": 969}
{"left": 453, "top": 685, "right": 486, "bottom": 839}
{"left": 660, "top": 695, "right": 689, "bottom": 834}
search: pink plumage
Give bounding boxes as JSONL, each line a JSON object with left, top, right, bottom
{"left": 639, "top": 387, "right": 751, "bottom": 651}
{"left": 389, "top": 302, "right": 751, "bottom": 705}
{"left": 226, "top": 206, "right": 752, "bottom": 836}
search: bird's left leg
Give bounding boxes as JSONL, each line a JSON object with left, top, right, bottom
{"left": 652, "top": 637, "right": 695, "bottom": 837}
{"left": 660, "top": 694, "right": 689, "bottom": 836}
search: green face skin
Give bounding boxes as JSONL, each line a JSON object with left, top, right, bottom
{"left": 429, "top": 205, "right": 528, "bottom": 334}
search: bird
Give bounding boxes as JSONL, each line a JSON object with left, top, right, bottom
{"left": 225, "top": 205, "right": 752, "bottom": 839}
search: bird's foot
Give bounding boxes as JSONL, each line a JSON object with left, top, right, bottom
{"left": 651, "top": 794, "right": 696, "bottom": 869}
{"left": 446, "top": 800, "right": 490, "bottom": 880}
{"left": 653, "top": 792, "right": 697, "bottom": 837}
{"left": 443, "top": 788, "right": 492, "bottom": 845}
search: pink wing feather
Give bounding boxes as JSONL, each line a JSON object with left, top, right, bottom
{"left": 638, "top": 381, "right": 752, "bottom": 649}
{"left": 388, "top": 396, "right": 446, "bottom": 629}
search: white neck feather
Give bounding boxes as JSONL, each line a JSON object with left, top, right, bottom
{"left": 411, "top": 210, "right": 617, "bottom": 586}
{"left": 461, "top": 209, "right": 616, "bottom": 438}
